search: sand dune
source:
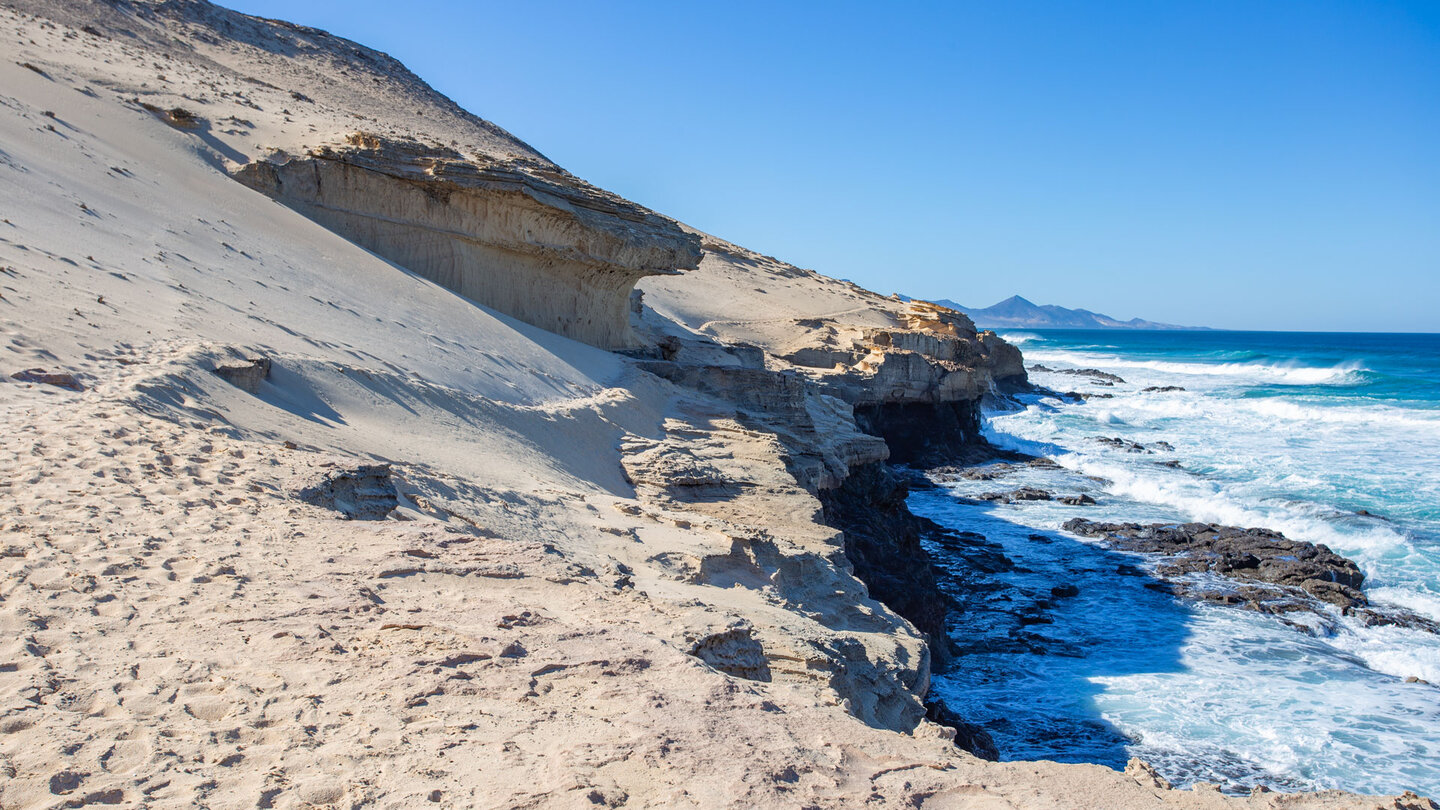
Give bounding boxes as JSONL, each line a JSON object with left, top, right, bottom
{"left": 0, "top": 2, "right": 1433, "bottom": 808}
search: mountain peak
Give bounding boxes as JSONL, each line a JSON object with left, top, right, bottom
{"left": 924, "top": 295, "right": 1203, "bottom": 330}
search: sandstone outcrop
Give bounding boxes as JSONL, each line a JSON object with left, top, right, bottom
{"left": 234, "top": 134, "right": 702, "bottom": 349}
{"left": 294, "top": 462, "right": 400, "bottom": 520}
{"left": 212, "top": 356, "right": 271, "bottom": 394}
{"left": 639, "top": 236, "right": 1028, "bottom": 465}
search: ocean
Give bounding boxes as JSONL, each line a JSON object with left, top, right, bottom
{"left": 914, "top": 329, "right": 1440, "bottom": 795}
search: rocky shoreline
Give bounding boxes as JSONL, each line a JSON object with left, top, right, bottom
{"left": 2, "top": 1, "right": 1435, "bottom": 805}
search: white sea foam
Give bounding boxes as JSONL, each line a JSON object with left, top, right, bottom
{"left": 1327, "top": 620, "right": 1440, "bottom": 684}
{"left": 1033, "top": 385, "right": 1440, "bottom": 439}
{"left": 1027, "top": 350, "right": 1368, "bottom": 386}
{"left": 1061, "top": 457, "right": 1413, "bottom": 559}
{"left": 952, "top": 335, "right": 1440, "bottom": 794}
{"left": 999, "top": 332, "right": 1042, "bottom": 345}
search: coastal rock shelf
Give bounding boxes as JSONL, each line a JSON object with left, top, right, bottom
{"left": 1064, "top": 518, "right": 1440, "bottom": 634}
{"left": 1063, "top": 519, "right": 1366, "bottom": 608}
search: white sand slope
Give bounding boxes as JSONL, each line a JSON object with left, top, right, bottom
{"left": 0, "top": 3, "right": 1434, "bottom": 809}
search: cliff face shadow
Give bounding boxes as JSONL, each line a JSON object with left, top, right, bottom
{"left": 911, "top": 490, "right": 1193, "bottom": 768}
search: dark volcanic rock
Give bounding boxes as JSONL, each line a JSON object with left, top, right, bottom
{"left": 852, "top": 400, "right": 986, "bottom": 467}
{"left": 929, "top": 529, "right": 1015, "bottom": 574}
{"left": 1058, "top": 494, "right": 1096, "bottom": 506}
{"left": 1092, "top": 436, "right": 1150, "bottom": 453}
{"left": 951, "top": 462, "right": 1020, "bottom": 481}
{"left": 931, "top": 456, "right": 1060, "bottom": 483}
{"left": 1142, "top": 385, "right": 1186, "bottom": 393}
{"left": 819, "top": 462, "right": 957, "bottom": 668}
{"left": 1062, "top": 518, "right": 1366, "bottom": 608}
{"left": 977, "top": 487, "right": 1053, "bottom": 504}
{"left": 1028, "top": 365, "right": 1126, "bottom": 384}
{"left": 924, "top": 697, "right": 1000, "bottom": 760}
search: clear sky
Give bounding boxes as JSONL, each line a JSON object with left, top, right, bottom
{"left": 225, "top": 0, "right": 1439, "bottom": 331}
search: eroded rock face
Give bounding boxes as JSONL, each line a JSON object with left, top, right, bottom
{"left": 819, "top": 463, "right": 956, "bottom": 670}
{"left": 296, "top": 463, "right": 398, "bottom": 520}
{"left": 212, "top": 357, "right": 271, "bottom": 394}
{"left": 234, "top": 134, "right": 702, "bottom": 349}
{"left": 689, "top": 627, "right": 772, "bottom": 682}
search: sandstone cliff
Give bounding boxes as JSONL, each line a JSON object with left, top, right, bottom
{"left": 638, "top": 234, "right": 1027, "bottom": 463}
{"left": 0, "top": 1, "right": 1427, "bottom": 807}
{"left": 234, "top": 134, "right": 702, "bottom": 348}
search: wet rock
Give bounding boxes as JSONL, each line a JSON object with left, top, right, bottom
{"left": 1028, "top": 365, "right": 1126, "bottom": 384}
{"left": 953, "top": 462, "right": 1018, "bottom": 481}
{"left": 1050, "top": 584, "right": 1080, "bottom": 598}
{"left": 213, "top": 357, "right": 271, "bottom": 394}
{"left": 1058, "top": 494, "right": 1096, "bottom": 506}
{"left": 1063, "top": 518, "right": 1366, "bottom": 608}
{"left": 10, "top": 368, "right": 84, "bottom": 391}
{"left": 977, "top": 487, "right": 1052, "bottom": 504}
{"left": 1349, "top": 607, "right": 1440, "bottom": 635}
{"left": 924, "top": 697, "right": 999, "bottom": 760}
{"left": 930, "top": 529, "right": 1014, "bottom": 574}
{"left": 1152, "top": 440, "right": 1175, "bottom": 452}
{"left": 298, "top": 463, "right": 398, "bottom": 520}
{"left": 1011, "top": 487, "right": 1053, "bottom": 501}
{"left": 1062, "top": 519, "right": 1439, "bottom": 633}
{"left": 1141, "top": 386, "right": 1186, "bottom": 393}
{"left": 1092, "top": 436, "right": 1150, "bottom": 453}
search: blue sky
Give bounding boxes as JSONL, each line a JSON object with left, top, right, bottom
{"left": 227, "top": 1, "right": 1439, "bottom": 331}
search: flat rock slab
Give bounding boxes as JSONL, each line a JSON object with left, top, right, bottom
{"left": 1063, "top": 518, "right": 1365, "bottom": 608}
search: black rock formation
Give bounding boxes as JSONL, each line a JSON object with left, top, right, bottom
{"left": 818, "top": 462, "right": 957, "bottom": 669}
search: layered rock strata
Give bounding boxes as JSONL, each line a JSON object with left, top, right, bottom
{"left": 639, "top": 240, "right": 1026, "bottom": 466}
{"left": 636, "top": 237, "right": 1031, "bottom": 679}
{"left": 234, "top": 134, "right": 702, "bottom": 349}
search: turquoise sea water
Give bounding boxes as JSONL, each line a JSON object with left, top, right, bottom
{"left": 915, "top": 330, "right": 1440, "bottom": 795}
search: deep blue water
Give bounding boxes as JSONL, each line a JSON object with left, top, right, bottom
{"left": 915, "top": 329, "right": 1440, "bottom": 795}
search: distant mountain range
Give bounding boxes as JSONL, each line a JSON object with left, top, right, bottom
{"left": 924, "top": 295, "right": 1205, "bottom": 330}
